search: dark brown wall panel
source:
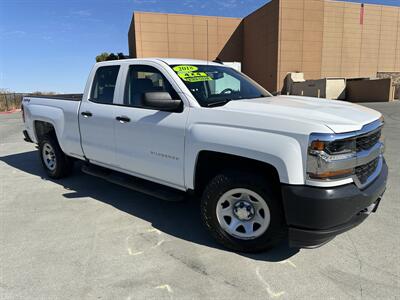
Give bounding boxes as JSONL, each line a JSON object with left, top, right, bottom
{"left": 243, "top": 0, "right": 280, "bottom": 91}
{"left": 128, "top": 13, "right": 137, "bottom": 58}
{"left": 217, "top": 20, "right": 244, "bottom": 63}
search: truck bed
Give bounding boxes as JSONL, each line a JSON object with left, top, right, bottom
{"left": 22, "top": 94, "right": 84, "bottom": 158}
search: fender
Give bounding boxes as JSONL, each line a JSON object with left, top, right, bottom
{"left": 185, "top": 123, "right": 305, "bottom": 189}
{"left": 29, "top": 104, "right": 64, "bottom": 142}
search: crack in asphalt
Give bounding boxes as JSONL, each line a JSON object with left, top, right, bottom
{"left": 347, "top": 233, "right": 363, "bottom": 299}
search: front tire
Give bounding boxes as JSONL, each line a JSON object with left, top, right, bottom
{"left": 39, "top": 134, "right": 73, "bottom": 179}
{"left": 201, "top": 170, "right": 286, "bottom": 252}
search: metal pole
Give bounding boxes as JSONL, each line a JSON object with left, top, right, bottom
{"left": 206, "top": 19, "right": 209, "bottom": 61}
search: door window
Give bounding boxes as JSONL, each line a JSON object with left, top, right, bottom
{"left": 90, "top": 65, "right": 120, "bottom": 104}
{"left": 124, "top": 65, "right": 179, "bottom": 107}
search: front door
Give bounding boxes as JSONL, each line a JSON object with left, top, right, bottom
{"left": 113, "top": 64, "right": 188, "bottom": 189}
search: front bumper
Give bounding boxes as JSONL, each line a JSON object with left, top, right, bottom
{"left": 282, "top": 159, "right": 388, "bottom": 248}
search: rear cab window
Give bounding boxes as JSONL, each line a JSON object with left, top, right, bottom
{"left": 90, "top": 65, "right": 120, "bottom": 104}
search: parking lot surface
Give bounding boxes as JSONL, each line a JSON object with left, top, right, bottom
{"left": 1, "top": 102, "right": 399, "bottom": 299}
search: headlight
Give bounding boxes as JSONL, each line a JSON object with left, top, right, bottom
{"left": 307, "top": 134, "right": 356, "bottom": 181}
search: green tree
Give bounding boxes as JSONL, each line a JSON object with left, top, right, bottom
{"left": 96, "top": 52, "right": 109, "bottom": 62}
{"left": 96, "top": 52, "right": 128, "bottom": 62}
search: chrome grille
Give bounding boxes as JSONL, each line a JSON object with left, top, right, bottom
{"left": 355, "top": 157, "right": 379, "bottom": 184}
{"left": 354, "top": 124, "right": 383, "bottom": 187}
{"left": 356, "top": 129, "right": 381, "bottom": 152}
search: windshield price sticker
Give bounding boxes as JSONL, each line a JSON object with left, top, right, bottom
{"left": 178, "top": 72, "right": 212, "bottom": 82}
{"left": 173, "top": 65, "right": 213, "bottom": 82}
{"left": 173, "top": 65, "right": 198, "bottom": 72}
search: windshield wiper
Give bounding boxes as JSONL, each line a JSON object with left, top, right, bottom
{"left": 206, "top": 99, "right": 232, "bottom": 107}
{"left": 249, "top": 95, "right": 268, "bottom": 99}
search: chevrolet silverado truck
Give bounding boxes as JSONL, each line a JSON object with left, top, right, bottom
{"left": 21, "top": 58, "right": 388, "bottom": 252}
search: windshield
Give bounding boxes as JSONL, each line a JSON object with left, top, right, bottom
{"left": 170, "top": 64, "right": 271, "bottom": 107}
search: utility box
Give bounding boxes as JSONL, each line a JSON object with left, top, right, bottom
{"left": 282, "top": 72, "right": 305, "bottom": 95}
{"left": 346, "top": 78, "right": 394, "bottom": 102}
{"left": 291, "top": 78, "right": 346, "bottom": 100}
{"left": 377, "top": 72, "right": 400, "bottom": 99}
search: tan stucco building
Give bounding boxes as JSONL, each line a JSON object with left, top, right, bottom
{"left": 128, "top": 0, "right": 400, "bottom": 92}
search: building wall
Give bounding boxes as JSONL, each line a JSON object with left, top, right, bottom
{"left": 242, "top": 1, "right": 280, "bottom": 91}
{"left": 128, "top": 1, "right": 400, "bottom": 93}
{"left": 278, "top": 0, "right": 325, "bottom": 90}
{"left": 277, "top": 0, "right": 400, "bottom": 91}
{"left": 128, "top": 12, "right": 242, "bottom": 61}
{"left": 272, "top": 0, "right": 400, "bottom": 90}
{"left": 321, "top": 1, "right": 400, "bottom": 80}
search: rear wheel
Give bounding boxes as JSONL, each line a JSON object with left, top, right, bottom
{"left": 39, "top": 134, "right": 73, "bottom": 179}
{"left": 201, "top": 170, "right": 286, "bottom": 252}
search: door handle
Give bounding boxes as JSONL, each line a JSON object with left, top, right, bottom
{"left": 116, "top": 116, "right": 130, "bottom": 123}
{"left": 81, "top": 111, "right": 93, "bottom": 117}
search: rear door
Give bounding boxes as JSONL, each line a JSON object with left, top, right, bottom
{"left": 79, "top": 65, "right": 120, "bottom": 167}
{"left": 113, "top": 63, "right": 189, "bottom": 189}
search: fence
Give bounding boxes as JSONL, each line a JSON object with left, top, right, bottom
{"left": 0, "top": 93, "right": 28, "bottom": 112}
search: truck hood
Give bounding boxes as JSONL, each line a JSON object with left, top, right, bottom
{"left": 222, "top": 95, "right": 381, "bottom": 133}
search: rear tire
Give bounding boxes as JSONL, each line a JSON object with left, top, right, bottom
{"left": 201, "top": 170, "right": 286, "bottom": 252}
{"left": 39, "top": 134, "right": 73, "bottom": 179}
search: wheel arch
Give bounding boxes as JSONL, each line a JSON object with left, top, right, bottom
{"left": 34, "top": 120, "right": 58, "bottom": 143}
{"left": 192, "top": 150, "right": 282, "bottom": 195}
{"left": 27, "top": 104, "right": 65, "bottom": 146}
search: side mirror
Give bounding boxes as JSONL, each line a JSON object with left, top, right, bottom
{"left": 143, "top": 92, "right": 182, "bottom": 112}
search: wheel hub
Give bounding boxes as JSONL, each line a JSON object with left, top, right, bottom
{"left": 216, "top": 188, "right": 271, "bottom": 240}
{"left": 233, "top": 201, "right": 255, "bottom": 221}
{"left": 42, "top": 143, "right": 56, "bottom": 171}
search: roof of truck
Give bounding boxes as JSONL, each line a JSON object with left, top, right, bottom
{"left": 95, "top": 58, "right": 223, "bottom": 67}
{"left": 155, "top": 58, "right": 222, "bottom": 66}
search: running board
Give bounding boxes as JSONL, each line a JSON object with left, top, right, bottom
{"left": 81, "top": 164, "right": 186, "bottom": 202}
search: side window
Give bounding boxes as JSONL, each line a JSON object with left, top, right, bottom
{"left": 124, "top": 65, "right": 179, "bottom": 107}
{"left": 90, "top": 65, "right": 120, "bottom": 104}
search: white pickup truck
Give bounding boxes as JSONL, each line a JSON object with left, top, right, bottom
{"left": 22, "top": 58, "right": 387, "bottom": 252}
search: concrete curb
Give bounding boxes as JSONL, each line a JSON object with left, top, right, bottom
{"left": 0, "top": 109, "right": 21, "bottom": 115}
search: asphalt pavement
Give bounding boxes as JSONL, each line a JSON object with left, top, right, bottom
{"left": 1, "top": 102, "right": 399, "bottom": 299}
